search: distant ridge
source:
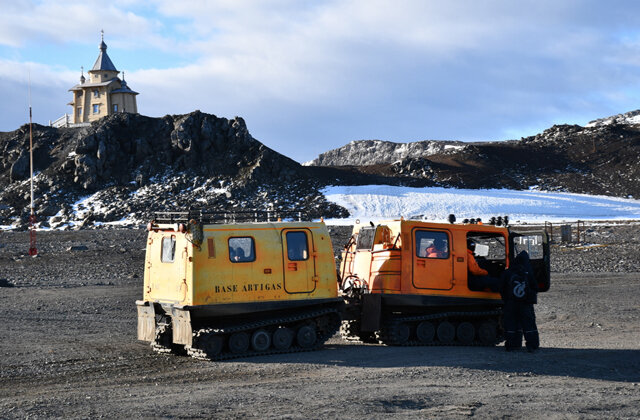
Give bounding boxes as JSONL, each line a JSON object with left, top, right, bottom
{"left": 306, "top": 111, "right": 640, "bottom": 199}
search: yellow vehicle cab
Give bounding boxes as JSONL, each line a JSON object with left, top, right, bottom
{"left": 136, "top": 211, "right": 342, "bottom": 360}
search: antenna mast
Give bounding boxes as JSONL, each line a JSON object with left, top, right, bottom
{"left": 28, "top": 72, "right": 37, "bottom": 256}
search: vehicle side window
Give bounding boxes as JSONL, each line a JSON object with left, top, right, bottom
{"left": 161, "top": 236, "right": 176, "bottom": 263}
{"left": 286, "top": 231, "right": 309, "bottom": 261}
{"left": 415, "top": 231, "right": 449, "bottom": 259}
{"left": 513, "top": 235, "right": 544, "bottom": 259}
{"left": 356, "top": 226, "right": 375, "bottom": 250}
{"left": 229, "top": 237, "right": 255, "bottom": 263}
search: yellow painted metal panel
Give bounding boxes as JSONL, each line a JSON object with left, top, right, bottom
{"left": 142, "top": 221, "right": 338, "bottom": 308}
{"left": 143, "top": 231, "right": 192, "bottom": 305}
{"left": 282, "top": 228, "right": 316, "bottom": 294}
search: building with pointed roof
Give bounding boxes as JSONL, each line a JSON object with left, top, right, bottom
{"left": 68, "top": 32, "right": 138, "bottom": 124}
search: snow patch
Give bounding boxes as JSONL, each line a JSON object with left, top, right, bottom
{"left": 444, "top": 145, "right": 464, "bottom": 151}
{"left": 586, "top": 110, "right": 640, "bottom": 127}
{"left": 321, "top": 185, "right": 640, "bottom": 224}
{"left": 72, "top": 193, "right": 110, "bottom": 219}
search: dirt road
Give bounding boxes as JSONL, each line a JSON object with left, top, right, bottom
{"left": 1, "top": 229, "right": 639, "bottom": 419}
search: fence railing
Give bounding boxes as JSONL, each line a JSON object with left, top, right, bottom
{"left": 50, "top": 114, "right": 70, "bottom": 128}
{"left": 49, "top": 114, "right": 91, "bottom": 128}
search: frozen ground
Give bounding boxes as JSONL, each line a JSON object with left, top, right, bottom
{"left": 322, "top": 185, "right": 640, "bottom": 225}
{"left": 1, "top": 228, "right": 639, "bottom": 419}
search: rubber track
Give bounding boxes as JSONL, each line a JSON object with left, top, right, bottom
{"left": 340, "top": 320, "right": 378, "bottom": 343}
{"left": 151, "top": 323, "right": 186, "bottom": 355}
{"left": 186, "top": 307, "right": 341, "bottom": 361}
{"left": 377, "top": 310, "right": 503, "bottom": 347}
{"left": 340, "top": 320, "right": 362, "bottom": 342}
{"left": 341, "top": 310, "right": 502, "bottom": 347}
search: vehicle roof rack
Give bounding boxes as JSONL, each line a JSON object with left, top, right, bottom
{"left": 153, "top": 209, "right": 310, "bottom": 224}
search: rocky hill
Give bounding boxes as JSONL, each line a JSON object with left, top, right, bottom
{"left": 0, "top": 111, "right": 347, "bottom": 229}
{"left": 1, "top": 109, "right": 638, "bottom": 230}
{"left": 308, "top": 111, "right": 640, "bottom": 198}
{"left": 305, "top": 139, "right": 466, "bottom": 166}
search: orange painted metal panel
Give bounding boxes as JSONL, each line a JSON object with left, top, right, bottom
{"left": 370, "top": 250, "right": 401, "bottom": 292}
{"left": 341, "top": 219, "right": 507, "bottom": 301}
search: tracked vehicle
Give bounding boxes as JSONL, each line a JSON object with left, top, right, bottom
{"left": 137, "top": 211, "right": 550, "bottom": 359}
{"left": 339, "top": 218, "right": 550, "bottom": 346}
{"left": 136, "top": 211, "right": 342, "bottom": 360}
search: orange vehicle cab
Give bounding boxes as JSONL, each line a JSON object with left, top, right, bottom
{"left": 339, "top": 219, "right": 550, "bottom": 346}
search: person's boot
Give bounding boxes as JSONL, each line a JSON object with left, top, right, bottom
{"left": 504, "top": 331, "right": 522, "bottom": 351}
{"left": 524, "top": 330, "right": 539, "bottom": 352}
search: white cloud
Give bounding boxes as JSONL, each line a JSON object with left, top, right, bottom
{"left": 0, "top": 0, "right": 172, "bottom": 51}
{"left": 2, "top": 1, "right": 640, "bottom": 161}
{"left": 0, "top": 58, "right": 75, "bottom": 126}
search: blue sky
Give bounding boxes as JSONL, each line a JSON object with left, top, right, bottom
{"left": 2, "top": 0, "right": 640, "bottom": 162}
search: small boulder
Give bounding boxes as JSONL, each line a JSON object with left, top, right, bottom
{"left": 0, "top": 279, "right": 14, "bottom": 287}
{"left": 67, "top": 245, "right": 89, "bottom": 251}
{"left": 10, "top": 153, "right": 29, "bottom": 182}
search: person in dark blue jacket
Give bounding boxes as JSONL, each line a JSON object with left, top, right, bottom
{"left": 501, "top": 250, "right": 539, "bottom": 352}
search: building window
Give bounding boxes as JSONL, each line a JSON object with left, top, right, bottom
{"left": 77, "top": 107, "right": 82, "bottom": 117}
{"left": 92, "top": 104, "right": 100, "bottom": 114}
{"left": 113, "top": 104, "right": 118, "bottom": 112}
{"left": 93, "top": 90, "right": 99, "bottom": 98}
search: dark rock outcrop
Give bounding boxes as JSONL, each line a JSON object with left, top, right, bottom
{"left": 0, "top": 111, "right": 348, "bottom": 229}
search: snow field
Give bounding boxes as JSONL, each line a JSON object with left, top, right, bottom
{"left": 322, "top": 185, "right": 640, "bottom": 225}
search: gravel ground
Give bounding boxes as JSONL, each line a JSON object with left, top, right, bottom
{"left": 1, "top": 224, "right": 639, "bottom": 419}
{"left": 550, "top": 223, "right": 640, "bottom": 273}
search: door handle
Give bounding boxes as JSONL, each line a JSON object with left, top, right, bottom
{"left": 288, "top": 262, "right": 298, "bottom": 271}
{"left": 417, "top": 259, "right": 426, "bottom": 267}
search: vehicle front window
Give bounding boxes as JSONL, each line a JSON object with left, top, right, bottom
{"left": 468, "top": 234, "right": 506, "bottom": 260}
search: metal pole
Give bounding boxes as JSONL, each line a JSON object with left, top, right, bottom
{"left": 28, "top": 72, "right": 37, "bottom": 256}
